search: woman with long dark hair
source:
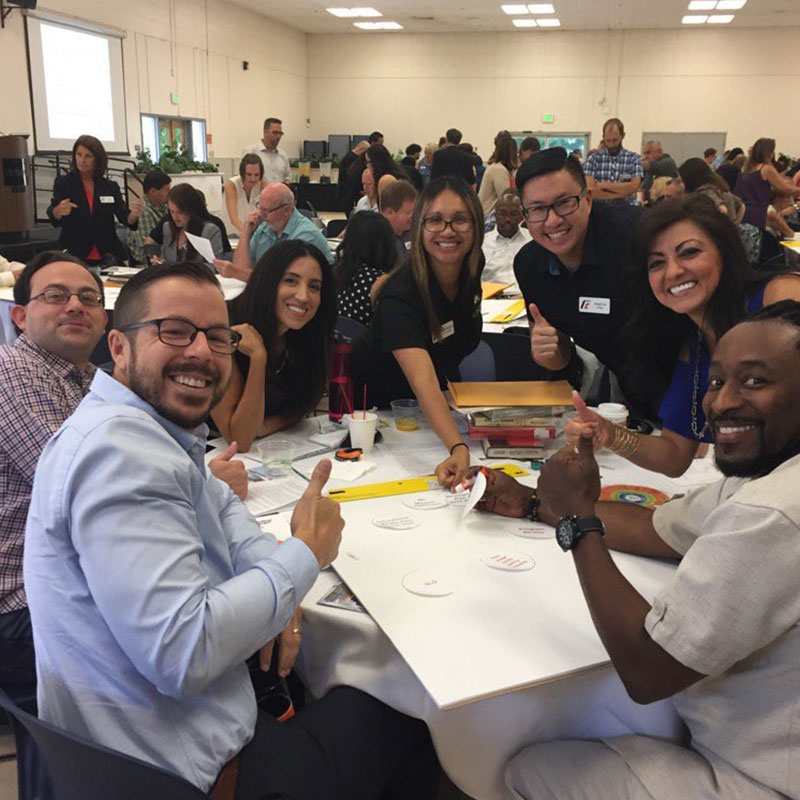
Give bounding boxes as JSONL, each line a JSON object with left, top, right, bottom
{"left": 47, "top": 134, "right": 142, "bottom": 265}
{"left": 365, "top": 143, "right": 406, "bottom": 201}
{"left": 145, "top": 183, "right": 224, "bottom": 266}
{"left": 678, "top": 158, "right": 729, "bottom": 194}
{"left": 353, "top": 176, "right": 485, "bottom": 488}
{"left": 568, "top": 193, "right": 800, "bottom": 476}
{"left": 211, "top": 239, "right": 336, "bottom": 450}
{"left": 335, "top": 212, "right": 399, "bottom": 326}
{"left": 478, "top": 133, "right": 519, "bottom": 216}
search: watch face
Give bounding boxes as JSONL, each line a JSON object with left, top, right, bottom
{"left": 555, "top": 517, "right": 576, "bottom": 551}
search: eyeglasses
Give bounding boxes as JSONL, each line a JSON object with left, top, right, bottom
{"left": 522, "top": 192, "right": 585, "bottom": 224}
{"left": 258, "top": 203, "right": 289, "bottom": 216}
{"left": 117, "top": 318, "right": 242, "bottom": 355}
{"left": 422, "top": 215, "right": 473, "bottom": 233}
{"left": 29, "top": 287, "right": 104, "bottom": 307}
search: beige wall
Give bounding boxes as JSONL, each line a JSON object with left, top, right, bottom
{"left": 307, "top": 27, "right": 800, "bottom": 159}
{"left": 0, "top": 0, "right": 308, "bottom": 159}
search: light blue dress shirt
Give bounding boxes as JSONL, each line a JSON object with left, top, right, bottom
{"left": 249, "top": 208, "right": 334, "bottom": 265}
{"left": 24, "top": 370, "right": 319, "bottom": 791}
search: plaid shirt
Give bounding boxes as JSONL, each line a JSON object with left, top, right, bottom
{"left": 127, "top": 198, "right": 167, "bottom": 265}
{"left": 0, "top": 335, "right": 95, "bottom": 612}
{"left": 584, "top": 147, "right": 644, "bottom": 204}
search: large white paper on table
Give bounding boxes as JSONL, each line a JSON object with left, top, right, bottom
{"left": 330, "top": 457, "right": 682, "bottom": 710}
{"left": 184, "top": 230, "right": 217, "bottom": 264}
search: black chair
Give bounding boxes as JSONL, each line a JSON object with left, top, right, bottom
{"left": 0, "top": 688, "right": 209, "bottom": 800}
{"left": 325, "top": 218, "right": 348, "bottom": 238}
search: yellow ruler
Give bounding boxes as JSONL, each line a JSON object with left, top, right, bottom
{"left": 327, "top": 463, "right": 529, "bottom": 503}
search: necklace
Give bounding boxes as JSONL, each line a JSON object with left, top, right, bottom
{"left": 690, "top": 327, "right": 708, "bottom": 440}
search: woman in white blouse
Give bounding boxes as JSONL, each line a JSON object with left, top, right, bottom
{"left": 478, "top": 133, "right": 519, "bottom": 217}
{"left": 224, "top": 154, "right": 267, "bottom": 234}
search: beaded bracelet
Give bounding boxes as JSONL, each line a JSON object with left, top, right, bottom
{"left": 609, "top": 424, "right": 640, "bottom": 458}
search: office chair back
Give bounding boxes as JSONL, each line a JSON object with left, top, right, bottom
{"left": 459, "top": 340, "right": 496, "bottom": 382}
{"left": 0, "top": 688, "right": 209, "bottom": 800}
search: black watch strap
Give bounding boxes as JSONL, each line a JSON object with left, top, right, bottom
{"left": 575, "top": 515, "right": 605, "bottom": 537}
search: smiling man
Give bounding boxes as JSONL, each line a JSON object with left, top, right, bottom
{"left": 0, "top": 252, "right": 106, "bottom": 701}
{"left": 513, "top": 147, "right": 654, "bottom": 413}
{"left": 243, "top": 117, "right": 291, "bottom": 185}
{"left": 472, "top": 301, "right": 800, "bottom": 800}
{"left": 24, "top": 262, "right": 438, "bottom": 799}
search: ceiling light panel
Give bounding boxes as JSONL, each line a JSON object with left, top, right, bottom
{"left": 327, "top": 7, "right": 382, "bottom": 17}
{"left": 502, "top": 5, "right": 529, "bottom": 14}
{"left": 512, "top": 18, "right": 537, "bottom": 26}
{"left": 536, "top": 17, "right": 561, "bottom": 26}
{"left": 682, "top": 14, "right": 708, "bottom": 23}
{"left": 708, "top": 13, "right": 734, "bottom": 22}
{"left": 715, "top": 0, "right": 746, "bottom": 8}
{"left": 354, "top": 20, "right": 402, "bottom": 29}
{"left": 687, "top": 0, "right": 715, "bottom": 9}
{"left": 527, "top": 3, "right": 555, "bottom": 12}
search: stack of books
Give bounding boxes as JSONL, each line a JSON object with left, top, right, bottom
{"left": 467, "top": 406, "right": 568, "bottom": 458}
{"left": 446, "top": 379, "right": 574, "bottom": 460}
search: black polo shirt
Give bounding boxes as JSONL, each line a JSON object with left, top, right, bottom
{"left": 353, "top": 264, "right": 482, "bottom": 407}
{"left": 513, "top": 202, "right": 646, "bottom": 403}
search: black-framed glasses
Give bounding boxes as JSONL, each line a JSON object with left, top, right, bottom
{"left": 422, "top": 215, "right": 473, "bottom": 233}
{"left": 29, "top": 287, "right": 104, "bottom": 307}
{"left": 118, "top": 318, "right": 242, "bottom": 354}
{"left": 522, "top": 192, "right": 586, "bottom": 223}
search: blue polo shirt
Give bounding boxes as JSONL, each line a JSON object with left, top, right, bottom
{"left": 249, "top": 209, "right": 334, "bottom": 264}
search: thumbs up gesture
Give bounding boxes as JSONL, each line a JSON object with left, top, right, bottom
{"left": 208, "top": 441, "right": 248, "bottom": 500}
{"left": 290, "top": 459, "right": 344, "bottom": 569}
{"left": 538, "top": 417, "right": 601, "bottom": 519}
{"left": 564, "top": 391, "right": 614, "bottom": 451}
{"left": 529, "top": 303, "right": 565, "bottom": 368}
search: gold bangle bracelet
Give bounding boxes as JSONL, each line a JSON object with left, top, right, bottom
{"left": 609, "top": 424, "right": 640, "bottom": 458}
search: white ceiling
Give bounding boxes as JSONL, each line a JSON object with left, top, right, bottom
{"left": 228, "top": 0, "right": 800, "bottom": 34}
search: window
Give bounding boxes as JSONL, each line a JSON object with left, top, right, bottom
{"left": 140, "top": 115, "right": 207, "bottom": 163}
{"left": 511, "top": 132, "right": 590, "bottom": 159}
{"left": 26, "top": 12, "right": 128, "bottom": 153}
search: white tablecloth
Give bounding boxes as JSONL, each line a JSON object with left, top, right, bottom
{"left": 284, "top": 426, "right": 700, "bottom": 799}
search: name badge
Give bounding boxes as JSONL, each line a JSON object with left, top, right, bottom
{"left": 99, "top": 195, "right": 115, "bottom": 204}
{"left": 433, "top": 320, "right": 455, "bottom": 343}
{"left": 578, "top": 297, "right": 611, "bottom": 315}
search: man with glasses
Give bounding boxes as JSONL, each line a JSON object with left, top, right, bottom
{"left": 513, "top": 148, "right": 657, "bottom": 416}
{"left": 24, "top": 262, "right": 439, "bottom": 800}
{"left": 243, "top": 117, "right": 291, "bottom": 185}
{"left": 0, "top": 251, "right": 107, "bottom": 704}
{"left": 221, "top": 182, "right": 333, "bottom": 282}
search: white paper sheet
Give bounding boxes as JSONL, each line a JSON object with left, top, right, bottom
{"left": 184, "top": 230, "right": 217, "bottom": 264}
{"left": 244, "top": 473, "right": 309, "bottom": 516}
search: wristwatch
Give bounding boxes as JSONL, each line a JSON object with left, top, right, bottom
{"left": 555, "top": 515, "right": 605, "bottom": 552}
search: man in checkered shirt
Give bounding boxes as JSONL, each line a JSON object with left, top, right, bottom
{"left": 0, "top": 251, "right": 108, "bottom": 698}
{"left": 584, "top": 118, "right": 643, "bottom": 205}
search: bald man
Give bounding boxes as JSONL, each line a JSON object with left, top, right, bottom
{"left": 221, "top": 183, "right": 333, "bottom": 281}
